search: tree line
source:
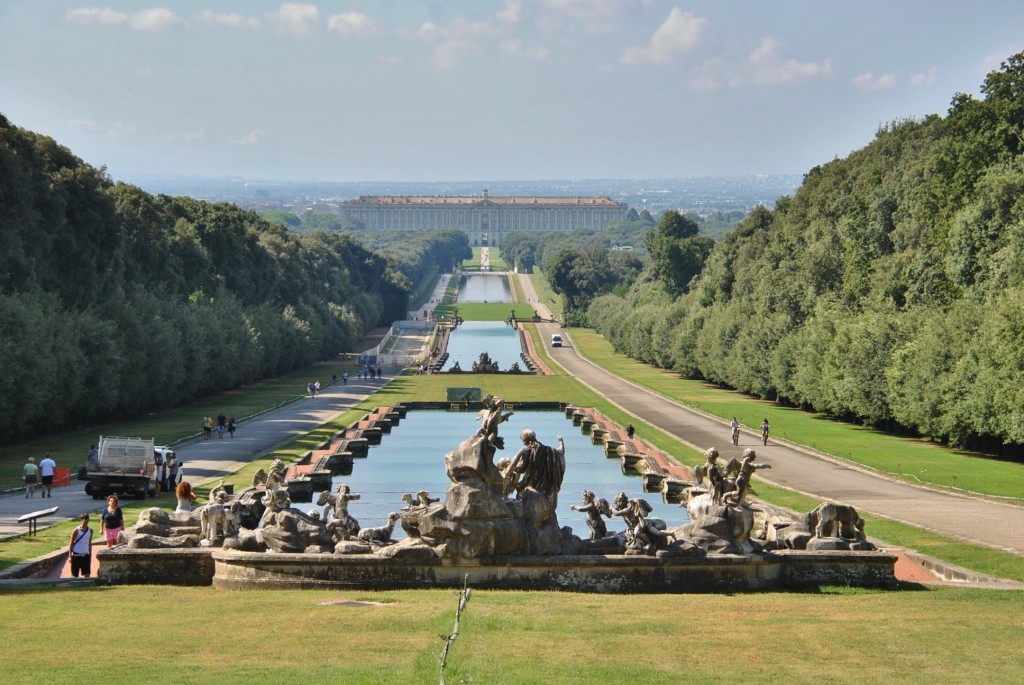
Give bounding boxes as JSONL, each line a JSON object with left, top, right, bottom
{"left": 588, "top": 53, "right": 1024, "bottom": 454}
{"left": 0, "top": 116, "right": 467, "bottom": 444}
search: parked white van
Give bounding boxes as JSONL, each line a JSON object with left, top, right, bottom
{"left": 551, "top": 334, "right": 563, "bottom": 347}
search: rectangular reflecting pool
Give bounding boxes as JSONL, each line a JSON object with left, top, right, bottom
{"left": 443, "top": 321, "right": 524, "bottom": 370}
{"left": 457, "top": 274, "right": 512, "bottom": 302}
{"left": 304, "top": 410, "right": 688, "bottom": 538}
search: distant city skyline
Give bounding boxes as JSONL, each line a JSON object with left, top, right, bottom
{"left": 2, "top": 1, "right": 1022, "bottom": 183}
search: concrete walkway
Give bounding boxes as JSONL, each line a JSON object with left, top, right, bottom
{"left": 518, "top": 274, "right": 1024, "bottom": 557}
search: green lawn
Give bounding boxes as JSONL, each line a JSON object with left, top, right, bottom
{"left": 531, "top": 267, "right": 564, "bottom": 319}
{"left": 433, "top": 302, "right": 533, "bottom": 321}
{"left": 0, "top": 583, "right": 1020, "bottom": 684}
{"left": 463, "top": 246, "right": 510, "bottom": 271}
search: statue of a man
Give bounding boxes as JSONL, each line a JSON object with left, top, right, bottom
{"left": 502, "top": 429, "right": 566, "bottom": 508}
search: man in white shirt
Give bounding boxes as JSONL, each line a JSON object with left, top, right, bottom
{"left": 39, "top": 453, "right": 57, "bottom": 498}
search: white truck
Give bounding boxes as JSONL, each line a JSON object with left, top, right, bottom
{"left": 84, "top": 436, "right": 160, "bottom": 500}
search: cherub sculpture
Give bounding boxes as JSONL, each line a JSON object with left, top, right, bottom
{"left": 475, "top": 394, "right": 514, "bottom": 449}
{"left": 611, "top": 492, "right": 673, "bottom": 554}
{"left": 325, "top": 483, "right": 361, "bottom": 541}
{"left": 722, "top": 449, "right": 771, "bottom": 508}
{"left": 571, "top": 489, "right": 612, "bottom": 541}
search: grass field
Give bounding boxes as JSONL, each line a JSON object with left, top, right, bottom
{"left": 531, "top": 267, "right": 564, "bottom": 319}
{"left": 0, "top": 583, "right": 1020, "bottom": 684}
{"left": 432, "top": 302, "right": 533, "bottom": 321}
{"left": 463, "top": 246, "right": 510, "bottom": 271}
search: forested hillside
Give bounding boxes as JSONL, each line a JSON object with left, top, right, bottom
{"left": 0, "top": 116, "right": 466, "bottom": 443}
{"left": 589, "top": 53, "right": 1024, "bottom": 453}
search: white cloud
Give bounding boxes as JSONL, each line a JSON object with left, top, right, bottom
{"left": 272, "top": 3, "right": 321, "bottom": 37}
{"left": 538, "top": 0, "right": 642, "bottom": 19}
{"left": 434, "top": 41, "right": 482, "bottom": 70}
{"left": 232, "top": 129, "right": 266, "bottom": 145}
{"left": 497, "top": 0, "right": 523, "bottom": 24}
{"left": 909, "top": 67, "right": 939, "bottom": 87}
{"left": 66, "top": 118, "right": 135, "bottom": 138}
{"left": 132, "top": 67, "right": 153, "bottom": 78}
{"left": 194, "top": 10, "right": 261, "bottom": 29}
{"left": 183, "top": 127, "right": 207, "bottom": 142}
{"left": 417, "top": 11, "right": 509, "bottom": 68}
{"left": 622, "top": 8, "right": 707, "bottom": 65}
{"left": 377, "top": 55, "right": 403, "bottom": 65}
{"left": 417, "top": 21, "right": 439, "bottom": 41}
{"left": 327, "top": 12, "right": 379, "bottom": 37}
{"left": 129, "top": 8, "right": 183, "bottom": 32}
{"left": 67, "top": 118, "right": 101, "bottom": 131}
{"left": 689, "top": 38, "right": 832, "bottom": 90}
{"left": 106, "top": 121, "right": 138, "bottom": 139}
{"left": 729, "top": 37, "right": 832, "bottom": 87}
{"left": 65, "top": 7, "right": 128, "bottom": 26}
{"left": 536, "top": 0, "right": 648, "bottom": 34}
{"left": 853, "top": 71, "right": 898, "bottom": 91}
{"left": 501, "top": 40, "right": 549, "bottom": 60}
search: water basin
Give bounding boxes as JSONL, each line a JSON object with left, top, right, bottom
{"left": 443, "top": 321, "right": 524, "bottom": 370}
{"left": 306, "top": 410, "right": 688, "bottom": 537}
{"left": 457, "top": 274, "right": 512, "bottom": 303}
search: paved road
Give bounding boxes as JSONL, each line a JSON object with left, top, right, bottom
{"left": 516, "top": 274, "right": 1024, "bottom": 556}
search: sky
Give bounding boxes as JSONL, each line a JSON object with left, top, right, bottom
{"left": 1, "top": 1, "right": 1022, "bottom": 183}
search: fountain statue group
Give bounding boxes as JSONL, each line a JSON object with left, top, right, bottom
{"left": 117, "top": 397, "right": 874, "bottom": 558}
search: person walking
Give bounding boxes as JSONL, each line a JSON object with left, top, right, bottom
{"left": 202, "top": 416, "right": 214, "bottom": 440}
{"left": 100, "top": 495, "right": 124, "bottom": 547}
{"left": 39, "top": 452, "right": 56, "bottom": 498}
{"left": 166, "top": 452, "right": 181, "bottom": 491}
{"left": 156, "top": 449, "right": 168, "bottom": 493}
{"left": 626, "top": 424, "right": 636, "bottom": 440}
{"left": 68, "top": 513, "right": 93, "bottom": 578}
{"left": 760, "top": 418, "right": 770, "bottom": 446}
{"left": 730, "top": 417, "right": 741, "bottom": 446}
{"left": 217, "top": 412, "right": 227, "bottom": 438}
{"left": 23, "top": 457, "right": 39, "bottom": 498}
{"left": 227, "top": 415, "right": 237, "bottom": 438}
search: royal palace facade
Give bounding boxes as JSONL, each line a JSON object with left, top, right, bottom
{"left": 340, "top": 190, "right": 630, "bottom": 246}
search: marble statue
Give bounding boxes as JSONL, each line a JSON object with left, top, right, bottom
{"left": 502, "top": 429, "right": 566, "bottom": 508}
{"left": 476, "top": 394, "right": 514, "bottom": 449}
{"left": 317, "top": 483, "right": 361, "bottom": 541}
{"left": 357, "top": 512, "right": 402, "bottom": 545}
{"left": 200, "top": 490, "right": 240, "bottom": 545}
{"left": 611, "top": 492, "right": 673, "bottom": 555}
{"left": 722, "top": 449, "right": 771, "bottom": 508}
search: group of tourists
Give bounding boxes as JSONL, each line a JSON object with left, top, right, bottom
{"left": 67, "top": 492, "right": 130, "bottom": 578}
{"left": 729, "top": 417, "right": 771, "bottom": 446}
{"left": 22, "top": 453, "right": 56, "bottom": 499}
{"left": 154, "top": 449, "right": 182, "bottom": 493}
{"left": 203, "top": 413, "right": 237, "bottom": 439}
